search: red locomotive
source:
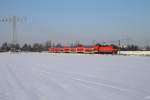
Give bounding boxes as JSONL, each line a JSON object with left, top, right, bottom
{"left": 48, "top": 44, "right": 118, "bottom": 54}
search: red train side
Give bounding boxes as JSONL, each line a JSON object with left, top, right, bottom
{"left": 94, "top": 45, "right": 118, "bottom": 54}
{"left": 48, "top": 45, "right": 118, "bottom": 54}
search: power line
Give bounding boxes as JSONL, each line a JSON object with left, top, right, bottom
{"left": 0, "top": 16, "right": 26, "bottom": 45}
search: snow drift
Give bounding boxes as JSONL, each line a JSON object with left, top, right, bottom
{"left": 120, "top": 51, "right": 150, "bottom": 56}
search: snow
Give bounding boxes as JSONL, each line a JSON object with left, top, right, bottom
{"left": 0, "top": 52, "right": 150, "bottom": 100}
{"left": 120, "top": 51, "right": 150, "bottom": 56}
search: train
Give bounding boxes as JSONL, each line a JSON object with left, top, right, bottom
{"left": 48, "top": 44, "right": 119, "bottom": 54}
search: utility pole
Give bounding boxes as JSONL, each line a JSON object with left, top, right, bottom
{"left": 12, "top": 16, "right": 17, "bottom": 44}
{"left": 92, "top": 40, "right": 96, "bottom": 46}
{"left": 0, "top": 16, "right": 26, "bottom": 51}
{"left": 118, "top": 40, "right": 121, "bottom": 54}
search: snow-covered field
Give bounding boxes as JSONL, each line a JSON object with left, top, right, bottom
{"left": 120, "top": 51, "right": 150, "bottom": 56}
{"left": 0, "top": 52, "right": 150, "bottom": 100}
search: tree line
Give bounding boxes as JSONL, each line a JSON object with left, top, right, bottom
{"left": 0, "top": 41, "right": 150, "bottom": 52}
{"left": 0, "top": 41, "right": 52, "bottom": 52}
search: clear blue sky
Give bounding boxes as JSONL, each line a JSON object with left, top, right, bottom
{"left": 0, "top": 0, "right": 150, "bottom": 45}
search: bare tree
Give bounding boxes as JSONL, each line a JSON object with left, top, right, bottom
{"left": 145, "top": 45, "right": 150, "bottom": 51}
{"left": 44, "top": 40, "right": 52, "bottom": 50}
{"left": 1, "top": 42, "right": 9, "bottom": 51}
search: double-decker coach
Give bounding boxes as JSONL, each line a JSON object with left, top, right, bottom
{"left": 48, "top": 44, "right": 118, "bottom": 54}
